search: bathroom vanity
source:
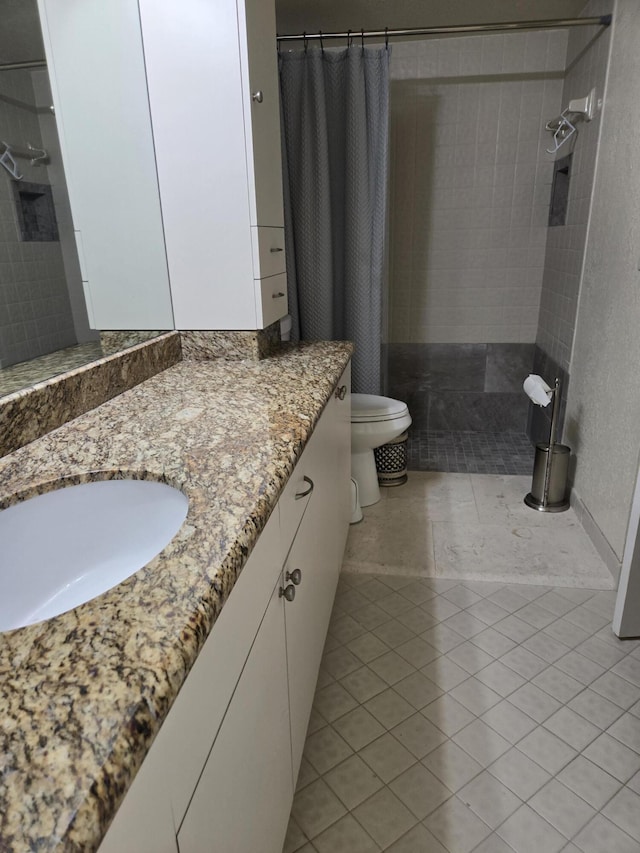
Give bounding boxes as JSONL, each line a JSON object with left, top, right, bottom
{"left": 100, "top": 360, "right": 350, "bottom": 852}
{"left": 0, "top": 340, "right": 352, "bottom": 852}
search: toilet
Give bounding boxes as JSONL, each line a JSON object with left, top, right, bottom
{"left": 351, "top": 394, "right": 412, "bottom": 508}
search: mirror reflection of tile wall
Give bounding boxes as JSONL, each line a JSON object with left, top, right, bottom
{"left": 0, "top": 68, "right": 77, "bottom": 368}
{"left": 0, "top": 69, "right": 98, "bottom": 368}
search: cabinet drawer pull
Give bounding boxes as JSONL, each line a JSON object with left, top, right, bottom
{"left": 279, "top": 584, "right": 296, "bottom": 602}
{"left": 295, "top": 475, "right": 314, "bottom": 500}
{"left": 270, "top": 247, "right": 283, "bottom": 253}
{"left": 334, "top": 385, "right": 347, "bottom": 400}
{"left": 272, "top": 291, "right": 286, "bottom": 299}
{"left": 286, "top": 569, "right": 302, "bottom": 586}
{"left": 252, "top": 90, "right": 264, "bottom": 103}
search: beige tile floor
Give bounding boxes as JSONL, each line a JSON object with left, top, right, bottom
{"left": 343, "top": 474, "right": 614, "bottom": 589}
{"left": 283, "top": 476, "right": 640, "bottom": 853}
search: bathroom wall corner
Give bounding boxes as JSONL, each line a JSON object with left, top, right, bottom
{"left": 571, "top": 486, "right": 621, "bottom": 584}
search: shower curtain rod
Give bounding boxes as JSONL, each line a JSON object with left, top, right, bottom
{"left": 276, "top": 15, "right": 612, "bottom": 43}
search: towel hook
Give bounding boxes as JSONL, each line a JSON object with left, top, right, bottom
{"left": 0, "top": 142, "right": 22, "bottom": 180}
{"left": 546, "top": 113, "right": 577, "bottom": 154}
{"left": 27, "top": 143, "right": 48, "bottom": 166}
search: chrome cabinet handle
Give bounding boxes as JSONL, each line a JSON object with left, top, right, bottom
{"left": 270, "top": 247, "right": 283, "bottom": 253}
{"left": 272, "top": 291, "right": 285, "bottom": 299}
{"left": 286, "top": 569, "right": 302, "bottom": 586}
{"left": 295, "top": 475, "right": 314, "bottom": 500}
{"left": 252, "top": 90, "right": 264, "bottom": 103}
{"left": 279, "top": 584, "right": 296, "bottom": 602}
{"left": 334, "top": 385, "right": 347, "bottom": 400}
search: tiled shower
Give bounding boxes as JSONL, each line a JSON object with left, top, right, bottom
{"left": 0, "top": 69, "right": 76, "bottom": 368}
{"left": 384, "top": 5, "right": 612, "bottom": 473}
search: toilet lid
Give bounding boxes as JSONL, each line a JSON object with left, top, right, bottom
{"left": 351, "top": 394, "right": 409, "bottom": 423}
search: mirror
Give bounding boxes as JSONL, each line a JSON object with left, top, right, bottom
{"left": 0, "top": 1, "right": 163, "bottom": 400}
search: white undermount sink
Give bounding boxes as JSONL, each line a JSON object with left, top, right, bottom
{"left": 0, "top": 479, "right": 189, "bottom": 632}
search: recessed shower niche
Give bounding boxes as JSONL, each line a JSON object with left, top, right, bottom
{"left": 549, "top": 153, "right": 572, "bottom": 227}
{"left": 11, "top": 180, "right": 59, "bottom": 242}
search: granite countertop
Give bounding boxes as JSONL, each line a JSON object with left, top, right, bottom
{"left": 0, "top": 341, "right": 352, "bottom": 852}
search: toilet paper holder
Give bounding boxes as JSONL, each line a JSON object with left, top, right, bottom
{"left": 524, "top": 376, "right": 571, "bottom": 513}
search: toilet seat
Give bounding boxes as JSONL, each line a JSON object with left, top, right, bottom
{"left": 351, "top": 394, "right": 409, "bottom": 424}
{"left": 350, "top": 394, "right": 412, "bottom": 510}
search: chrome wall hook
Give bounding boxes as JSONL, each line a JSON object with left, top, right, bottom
{"left": 27, "top": 143, "right": 48, "bottom": 167}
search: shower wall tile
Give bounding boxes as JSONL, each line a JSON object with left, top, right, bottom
{"left": 535, "top": 1, "right": 613, "bottom": 372}
{"left": 485, "top": 344, "right": 536, "bottom": 393}
{"left": 428, "top": 391, "right": 529, "bottom": 433}
{"left": 388, "top": 343, "right": 486, "bottom": 396}
{"left": 388, "top": 29, "right": 568, "bottom": 347}
{"left": 527, "top": 346, "right": 570, "bottom": 446}
{"left": 0, "top": 70, "right": 77, "bottom": 369}
{"left": 387, "top": 343, "right": 533, "bottom": 436}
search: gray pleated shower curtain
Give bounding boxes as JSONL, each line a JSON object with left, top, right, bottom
{"left": 279, "top": 46, "right": 390, "bottom": 394}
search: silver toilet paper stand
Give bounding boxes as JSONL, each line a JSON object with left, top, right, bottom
{"left": 524, "top": 378, "right": 571, "bottom": 513}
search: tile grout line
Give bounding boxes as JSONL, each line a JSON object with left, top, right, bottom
{"left": 293, "top": 573, "right": 640, "bottom": 852}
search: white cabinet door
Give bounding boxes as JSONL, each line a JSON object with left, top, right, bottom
{"left": 37, "top": 0, "right": 174, "bottom": 330}
{"left": 151, "top": 513, "right": 282, "bottom": 824}
{"left": 238, "top": 0, "right": 285, "bottom": 228}
{"left": 284, "top": 370, "right": 351, "bottom": 777}
{"left": 138, "top": 0, "right": 257, "bottom": 331}
{"left": 98, "top": 731, "right": 178, "bottom": 853}
{"left": 284, "top": 505, "right": 338, "bottom": 778}
{"left": 178, "top": 577, "right": 293, "bottom": 853}
{"left": 98, "top": 513, "right": 283, "bottom": 853}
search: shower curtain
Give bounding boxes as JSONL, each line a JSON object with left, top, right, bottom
{"left": 279, "top": 46, "right": 390, "bottom": 394}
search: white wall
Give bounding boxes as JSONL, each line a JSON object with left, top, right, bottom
{"left": 388, "top": 30, "right": 567, "bottom": 344}
{"left": 565, "top": 0, "right": 640, "bottom": 561}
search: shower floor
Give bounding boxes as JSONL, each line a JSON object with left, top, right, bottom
{"left": 407, "top": 430, "right": 534, "bottom": 476}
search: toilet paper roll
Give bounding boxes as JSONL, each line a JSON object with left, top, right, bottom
{"left": 523, "top": 374, "right": 552, "bottom": 407}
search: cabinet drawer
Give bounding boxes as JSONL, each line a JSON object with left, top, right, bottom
{"left": 252, "top": 226, "right": 286, "bottom": 279}
{"left": 257, "top": 272, "right": 288, "bottom": 327}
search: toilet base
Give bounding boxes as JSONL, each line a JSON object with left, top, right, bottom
{"left": 351, "top": 450, "right": 381, "bottom": 507}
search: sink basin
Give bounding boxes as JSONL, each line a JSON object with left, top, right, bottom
{"left": 0, "top": 479, "right": 189, "bottom": 631}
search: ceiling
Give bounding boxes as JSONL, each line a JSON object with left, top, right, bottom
{"left": 275, "top": 0, "right": 590, "bottom": 36}
{"left": 0, "top": 1, "right": 591, "bottom": 66}
{"left": 0, "top": 0, "right": 43, "bottom": 65}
